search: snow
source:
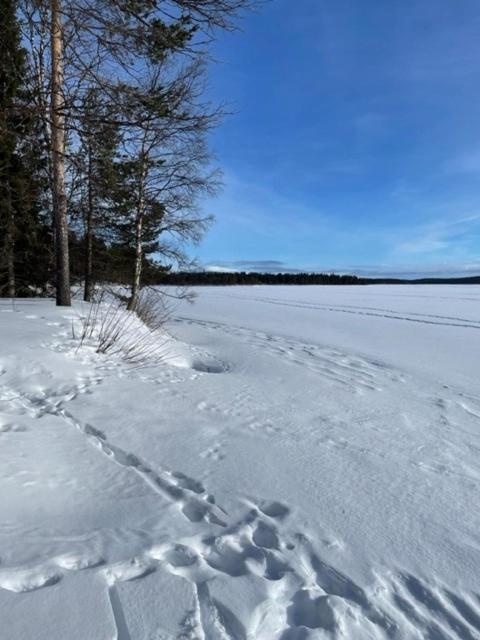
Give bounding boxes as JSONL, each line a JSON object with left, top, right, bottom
{"left": 0, "top": 285, "right": 479, "bottom": 639}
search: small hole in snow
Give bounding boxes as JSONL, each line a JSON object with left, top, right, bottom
{"left": 191, "top": 359, "right": 228, "bottom": 374}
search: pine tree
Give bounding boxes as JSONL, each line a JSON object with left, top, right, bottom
{"left": 0, "top": 0, "right": 49, "bottom": 297}
{"left": 0, "top": 0, "right": 25, "bottom": 297}
{"left": 71, "top": 88, "right": 120, "bottom": 301}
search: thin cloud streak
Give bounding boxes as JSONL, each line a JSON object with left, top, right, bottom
{"left": 200, "top": 1, "right": 480, "bottom": 274}
{"left": 204, "top": 259, "right": 480, "bottom": 279}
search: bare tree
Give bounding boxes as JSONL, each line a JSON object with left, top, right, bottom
{"left": 19, "top": 0, "right": 254, "bottom": 305}
{"left": 104, "top": 60, "right": 218, "bottom": 310}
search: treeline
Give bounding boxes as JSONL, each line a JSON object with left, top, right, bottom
{"left": 159, "top": 271, "right": 368, "bottom": 285}
{"left": 369, "top": 276, "right": 480, "bottom": 285}
{"left": 0, "top": 0, "right": 251, "bottom": 306}
{"left": 156, "top": 271, "right": 480, "bottom": 286}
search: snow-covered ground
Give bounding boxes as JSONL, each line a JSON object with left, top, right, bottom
{"left": 1, "top": 285, "right": 479, "bottom": 639}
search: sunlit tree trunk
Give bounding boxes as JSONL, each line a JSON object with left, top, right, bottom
{"left": 127, "top": 157, "right": 147, "bottom": 311}
{"left": 50, "top": 0, "right": 70, "bottom": 306}
{"left": 83, "top": 141, "right": 94, "bottom": 302}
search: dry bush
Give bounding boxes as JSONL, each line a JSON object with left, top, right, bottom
{"left": 75, "top": 288, "right": 171, "bottom": 367}
{"left": 133, "top": 289, "right": 171, "bottom": 331}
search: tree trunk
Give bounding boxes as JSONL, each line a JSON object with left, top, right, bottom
{"left": 6, "top": 239, "right": 15, "bottom": 299}
{"left": 84, "top": 142, "right": 93, "bottom": 302}
{"left": 127, "top": 205, "right": 144, "bottom": 311}
{"left": 127, "top": 161, "right": 146, "bottom": 311}
{"left": 5, "top": 187, "right": 15, "bottom": 298}
{"left": 50, "top": 0, "right": 70, "bottom": 306}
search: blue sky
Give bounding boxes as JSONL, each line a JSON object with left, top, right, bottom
{"left": 195, "top": 0, "right": 480, "bottom": 276}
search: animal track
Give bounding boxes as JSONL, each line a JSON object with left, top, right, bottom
{"left": 252, "top": 521, "right": 280, "bottom": 549}
{"left": 200, "top": 441, "right": 225, "bottom": 461}
{"left": 171, "top": 471, "right": 205, "bottom": 494}
{"left": 287, "top": 590, "right": 341, "bottom": 631}
{"left": 178, "top": 317, "right": 388, "bottom": 393}
{"left": 75, "top": 421, "right": 229, "bottom": 528}
{"left": 0, "top": 420, "right": 26, "bottom": 433}
{"left": 2, "top": 306, "right": 479, "bottom": 640}
{"left": 258, "top": 500, "right": 290, "bottom": 519}
{"left": 121, "top": 502, "right": 480, "bottom": 639}
{"left": 0, "top": 370, "right": 229, "bottom": 535}
{"left": 0, "top": 565, "right": 62, "bottom": 593}
{"left": 2, "top": 466, "right": 478, "bottom": 640}
{"left": 164, "top": 544, "right": 198, "bottom": 568}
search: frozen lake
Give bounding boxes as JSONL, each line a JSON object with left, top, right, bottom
{"left": 1, "top": 286, "right": 479, "bottom": 639}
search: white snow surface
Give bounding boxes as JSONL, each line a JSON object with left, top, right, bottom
{"left": 0, "top": 285, "right": 479, "bottom": 639}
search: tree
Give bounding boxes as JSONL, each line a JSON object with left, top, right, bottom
{"left": 69, "top": 88, "right": 119, "bottom": 301}
{"left": 107, "top": 60, "right": 217, "bottom": 310}
{"left": 0, "top": 0, "right": 49, "bottom": 297}
{"left": 49, "top": 0, "right": 71, "bottom": 304}
{"left": 0, "top": 0, "right": 26, "bottom": 297}
{"left": 19, "top": 0, "right": 253, "bottom": 305}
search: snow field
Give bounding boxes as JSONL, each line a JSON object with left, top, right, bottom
{"left": 0, "top": 287, "right": 479, "bottom": 639}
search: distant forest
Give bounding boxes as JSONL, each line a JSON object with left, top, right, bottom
{"left": 158, "top": 271, "right": 480, "bottom": 286}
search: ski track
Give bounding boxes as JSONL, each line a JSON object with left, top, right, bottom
{"left": 217, "top": 292, "right": 480, "bottom": 330}
{"left": 0, "top": 308, "right": 479, "bottom": 638}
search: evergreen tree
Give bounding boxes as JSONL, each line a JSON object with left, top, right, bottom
{"left": 0, "top": 0, "right": 49, "bottom": 297}
{"left": 0, "top": 0, "right": 25, "bottom": 297}
{"left": 71, "top": 88, "right": 120, "bottom": 301}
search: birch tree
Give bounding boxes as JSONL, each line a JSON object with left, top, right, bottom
{"left": 19, "top": 0, "right": 253, "bottom": 305}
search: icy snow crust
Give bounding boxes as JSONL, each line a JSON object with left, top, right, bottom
{"left": 0, "top": 285, "right": 479, "bottom": 639}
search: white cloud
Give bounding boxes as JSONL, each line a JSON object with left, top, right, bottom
{"left": 445, "top": 151, "right": 480, "bottom": 175}
{"left": 391, "top": 212, "right": 480, "bottom": 256}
